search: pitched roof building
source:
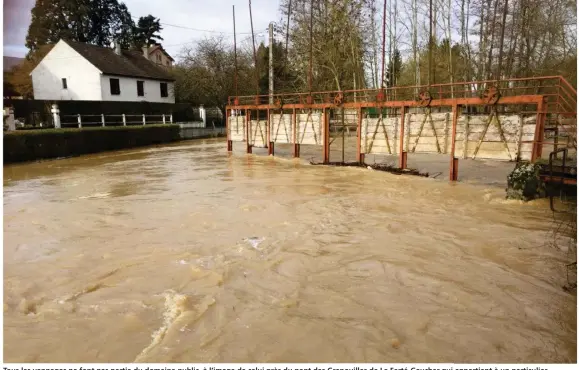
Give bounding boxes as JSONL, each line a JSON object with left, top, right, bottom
{"left": 30, "top": 39, "right": 176, "bottom": 103}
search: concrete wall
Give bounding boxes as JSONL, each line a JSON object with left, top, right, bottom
{"left": 100, "top": 75, "right": 175, "bottom": 103}
{"left": 296, "top": 112, "right": 323, "bottom": 145}
{"left": 179, "top": 126, "right": 225, "bottom": 140}
{"left": 227, "top": 109, "right": 575, "bottom": 161}
{"left": 228, "top": 116, "right": 246, "bottom": 142}
{"left": 270, "top": 114, "right": 293, "bottom": 143}
{"left": 31, "top": 40, "right": 103, "bottom": 101}
{"left": 361, "top": 116, "right": 400, "bottom": 155}
{"left": 361, "top": 112, "right": 538, "bottom": 161}
{"left": 248, "top": 120, "right": 268, "bottom": 147}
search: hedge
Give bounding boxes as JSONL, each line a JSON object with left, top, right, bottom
{"left": 3, "top": 124, "right": 181, "bottom": 164}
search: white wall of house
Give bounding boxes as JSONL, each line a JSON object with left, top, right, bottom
{"left": 31, "top": 40, "right": 103, "bottom": 100}
{"left": 100, "top": 75, "right": 175, "bottom": 103}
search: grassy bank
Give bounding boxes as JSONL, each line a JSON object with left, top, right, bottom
{"left": 3, "top": 124, "right": 181, "bottom": 164}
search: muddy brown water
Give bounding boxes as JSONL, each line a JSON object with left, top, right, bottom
{"left": 3, "top": 138, "right": 576, "bottom": 363}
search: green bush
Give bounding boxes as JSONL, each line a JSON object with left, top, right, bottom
{"left": 3, "top": 124, "right": 181, "bottom": 164}
{"left": 506, "top": 162, "right": 546, "bottom": 201}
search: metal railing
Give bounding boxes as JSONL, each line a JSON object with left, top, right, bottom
{"left": 59, "top": 113, "right": 173, "bottom": 128}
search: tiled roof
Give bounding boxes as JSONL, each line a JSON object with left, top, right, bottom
{"left": 63, "top": 40, "right": 175, "bottom": 81}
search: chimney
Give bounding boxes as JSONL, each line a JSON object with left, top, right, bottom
{"left": 114, "top": 39, "right": 121, "bottom": 56}
{"left": 142, "top": 44, "right": 149, "bottom": 60}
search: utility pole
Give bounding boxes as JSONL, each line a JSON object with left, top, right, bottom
{"left": 429, "top": 0, "right": 432, "bottom": 86}
{"left": 308, "top": 0, "right": 313, "bottom": 95}
{"left": 285, "top": 0, "right": 292, "bottom": 56}
{"left": 269, "top": 22, "right": 274, "bottom": 105}
{"left": 233, "top": 5, "right": 238, "bottom": 98}
{"left": 249, "top": 0, "right": 259, "bottom": 97}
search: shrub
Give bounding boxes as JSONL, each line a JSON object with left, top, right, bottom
{"left": 506, "top": 162, "right": 546, "bottom": 201}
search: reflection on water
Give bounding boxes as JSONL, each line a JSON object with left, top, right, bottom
{"left": 3, "top": 138, "right": 576, "bottom": 363}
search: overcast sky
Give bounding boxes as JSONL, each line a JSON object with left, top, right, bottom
{"left": 3, "top": 0, "right": 281, "bottom": 59}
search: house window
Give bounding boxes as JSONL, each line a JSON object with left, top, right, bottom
{"left": 62, "top": 78, "right": 67, "bottom": 89}
{"left": 157, "top": 54, "right": 161, "bottom": 62}
{"left": 160, "top": 82, "right": 168, "bottom": 97}
{"left": 110, "top": 78, "right": 120, "bottom": 95}
{"left": 137, "top": 80, "right": 144, "bottom": 96}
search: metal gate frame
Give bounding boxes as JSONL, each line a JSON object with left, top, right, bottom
{"left": 226, "top": 76, "right": 576, "bottom": 181}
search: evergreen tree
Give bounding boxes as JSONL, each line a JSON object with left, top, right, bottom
{"left": 385, "top": 49, "right": 402, "bottom": 87}
{"left": 25, "top": 0, "right": 136, "bottom": 55}
{"left": 133, "top": 15, "right": 164, "bottom": 47}
{"left": 256, "top": 40, "right": 298, "bottom": 95}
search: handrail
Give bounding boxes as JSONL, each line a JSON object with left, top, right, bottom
{"left": 557, "top": 92, "right": 576, "bottom": 112}
{"left": 229, "top": 76, "right": 567, "bottom": 101}
{"left": 559, "top": 84, "right": 577, "bottom": 109}
{"left": 559, "top": 76, "right": 577, "bottom": 96}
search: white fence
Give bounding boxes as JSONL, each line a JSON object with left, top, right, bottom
{"left": 58, "top": 113, "right": 173, "bottom": 128}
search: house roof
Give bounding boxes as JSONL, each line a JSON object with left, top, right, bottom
{"left": 63, "top": 40, "right": 175, "bottom": 81}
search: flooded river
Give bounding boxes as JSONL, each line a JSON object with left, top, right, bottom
{"left": 3, "top": 138, "right": 576, "bottom": 363}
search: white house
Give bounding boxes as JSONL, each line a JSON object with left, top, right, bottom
{"left": 31, "top": 39, "right": 175, "bottom": 103}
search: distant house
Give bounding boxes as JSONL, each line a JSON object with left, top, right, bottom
{"left": 144, "top": 44, "right": 174, "bottom": 68}
{"left": 30, "top": 39, "right": 175, "bottom": 103}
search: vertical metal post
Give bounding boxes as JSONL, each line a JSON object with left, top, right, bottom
{"left": 341, "top": 107, "right": 345, "bottom": 163}
{"left": 247, "top": 109, "right": 252, "bottom": 154}
{"left": 226, "top": 108, "right": 233, "bottom": 152}
{"left": 162, "top": 114, "right": 166, "bottom": 124}
{"left": 398, "top": 106, "right": 407, "bottom": 169}
{"left": 142, "top": 114, "right": 146, "bottom": 125}
{"left": 293, "top": 108, "right": 299, "bottom": 158}
{"left": 101, "top": 114, "right": 105, "bottom": 127}
{"left": 122, "top": 114, "right": 126, "bottom": 126}
{"left": 267, "top": 108, "right": 273, "bottom": 155}
{"left": 269, "top": 22, "right": 274, "bottom": 105}
{"left": 449, "top": 104, "right": 460, "bottom": 181}
{"left": 323, "top": 108, "right": 330, "bottom": 164}
{"left": 77, "top": 114, "right": 82, "bottom": 128}
{"left": 357, "top": 107, "right": 364, "bottom": 163}
{"left": 170, "top": 114, "right": 173, "bottom": 123}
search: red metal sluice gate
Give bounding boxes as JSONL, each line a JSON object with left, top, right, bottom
{"left": 226, "top": 76, "right": 577, "bottom": 182}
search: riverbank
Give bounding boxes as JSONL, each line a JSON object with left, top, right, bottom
{"left": 2, "top": 125, "right": 225, "bottom": 164}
